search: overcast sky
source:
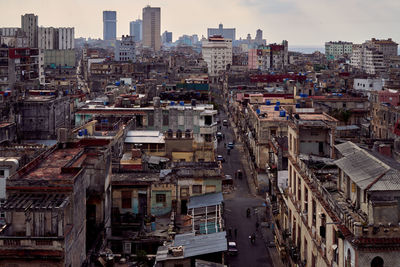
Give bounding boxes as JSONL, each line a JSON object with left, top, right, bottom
{"left": 1, "top": 0, "right": 399, "bottom": 46}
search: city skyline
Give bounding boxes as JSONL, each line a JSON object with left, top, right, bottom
{"left": 0, "top": 0, "right": 399, "bottom": 45}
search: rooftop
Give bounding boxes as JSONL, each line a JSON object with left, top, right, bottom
{"left": 0, "top": 193, "right": 69, "bottom": 212}
{"left": 188, "top": 192, "right": 223, "bottom": 209}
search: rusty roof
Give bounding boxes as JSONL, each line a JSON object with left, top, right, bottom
{"left": 22, "top": 147, "right": 84, "bottom": 181}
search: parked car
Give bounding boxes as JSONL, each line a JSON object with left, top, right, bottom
{"left": 228, "top": 142, "right": 234, "bottom": 149}
{"left": 216, "top": 132, "right": 223, "bottom": 140}
{"left": 216, "top": 155, "right": 225, "bottom": 162}
{"left": 228, "top": 241, "right": 238, "bottom": 255}
{"left": 223, "top": 119, "right": 228, "bottom": 126}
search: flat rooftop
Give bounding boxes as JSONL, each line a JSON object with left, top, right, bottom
{"left": 16, "top": 147, "right": 84, "bottom": 181}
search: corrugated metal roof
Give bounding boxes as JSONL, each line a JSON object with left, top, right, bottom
{"left": 335, "top": 149, "right": 389, "bottom": 190}
{"left": 125, "top": 130, "right": 165, "bottom": 144}
{"left": 335, "top": 141, "right": 361, "bottom": 157}
{"left": 188, "top": 192, "right": 223, "bottom": 209}
{"left": 336, "top": 125, "right": 360, "bottom": 131}
{"left": 369, "top": 169, "right": 400, "bottom": 191}
{"left": 127, "top": 130, "right": 161, "bottom": 137}
{"left": 173, "top": 231, "right": 227, "bottom": 258}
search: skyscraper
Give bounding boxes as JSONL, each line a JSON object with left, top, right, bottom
{"left": 207, "top": 23, "right": 236, "bottom": 41}
{"left": 103, "top": 11, "right": 116, "bottom": 41}
{"left": 142, "top": 6, "right": 161, "bottom": 51}
{"left": 162, "top": 31, "right": 172, "bottom": 44}
{"left": 21, "top": 13, "right": 38, "bottom": 47}
{"left": 129, "top": 19, "right": 142, "bottom": 42}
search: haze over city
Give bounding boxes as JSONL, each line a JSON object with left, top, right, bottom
{"left": 0, "top": 0, "right": 399, "bottom": 45}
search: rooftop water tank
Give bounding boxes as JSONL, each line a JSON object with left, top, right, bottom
{"left": 170, "top": 101, "right": 175, "bottom": 106}
{"left": 78, "top": 130, "right": 83, "bottom": 136}
{"left": 274, "top": 106, "right": 279, "bottom": 111}
{"left": 279, "top": 110, "right": 286, "bottom": 117}
{"left": 276, "top": 101, "right": 280, "bottom": 106}
{"left": 179, "top": 101, "right": 184, "bottom": 106}
{"left": 266, "top": 100, "right": 271, "bottom": 106}
{"left": 256, "top": 109, "right": 260, "bottom": 114}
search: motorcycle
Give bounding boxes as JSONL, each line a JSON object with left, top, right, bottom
{"left": 249, "top": 233, "right": 256, "bottom": 244}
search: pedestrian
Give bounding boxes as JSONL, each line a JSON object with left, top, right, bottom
{"left": 228, "top": 227, "right": 232, "bottom": 238}
{"left": 234, "top": 228, "right": 237, "bottom": 238}
{"left": 256, "top": 222, "right": 260, "bottom": 231}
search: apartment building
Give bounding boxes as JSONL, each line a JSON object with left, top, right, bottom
{"left": 38, "top": 27, "right": 75, "bottom": 50}
{"left": 115, "top": 35, "right": 135, "bottom": 62}
{"left": 207, "top": 23, "right": 236, "bottom": 41}
{"left": 325, "top": 41, "right": 353, "bottom": 60}
{"left": 202, "top": 36, "right": 232, "bottom": 78}
{"left": 351, "top": 44, "right": 386, "bottom": 74}
{"left": 21, "top": 13, "right": 38, "bottom": 48}
{"left": 366, "top": 38, "right": 398, "bottom": 60}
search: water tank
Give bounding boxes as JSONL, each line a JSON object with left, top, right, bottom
{"left": 296, "top": 103, "right": 300, "bottom": 108}
{"left": 256, "top": 109, "right": 261, "bottom": 114}
{"left": 170, "top": 101, "right": 175, "bottom": 106}
{"left": 276, "top": 101, "right": 280, "bottom": 106}
{"left": 274, "top": 106, "right": 279, "bottom": 111}
{"left": 84, "top": 129, "right": 88, "bottom": 136}
{"left": 191, "top": 99, "right": 197, "bottom": 106}
{"left": 279, "top": 110, "right": 286, "bottom": 117}
{"left": 179, "top": 101, "right": 184, "bottom": 106}
{"left": 266, "top": 100, "right": 271, "bottom": 106}
{"left": 115, "top": 81, "right": 121, "bottom": 86}
{"left": 78, "top": 130, "right": 83, "bottom": 136}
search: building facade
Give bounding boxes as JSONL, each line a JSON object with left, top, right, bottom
{"left": 115, "top": 35, "right": 135, "bottom": 62}
{"left": 21, "top": 13, "right": 38, "bottom": 48}
{"left": 129, "top": 19, "right": 142, "bottom": 42}
{"left": 162, "top": 31, "right": 172, "bottom": 44}
{"left": 142, "top": 6, "right": 161, "bottom": 51}
{"left": 351, "top": 44, "right": 385, "bottom": 75}
{"left": 103, "top": 11, "right": 117, "bottom": 41}
{"left": 202, "top": 36, "right": 232, "bottom": 77}
{"left": 325, "top": 41, "right": 353, "bottom": 60}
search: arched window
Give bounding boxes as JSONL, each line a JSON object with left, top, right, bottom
{"left": 371, "top": 256, "right": 384, "bottom": 267}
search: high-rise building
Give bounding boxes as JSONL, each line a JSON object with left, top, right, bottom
{"left": 38, "top": 27, "right": 75, "bottom": 50}
{"left": 325, "top": 41, "right": 353, "bottom": 60}
{"left": 142, "top": 6, "right": 161, "bottom": 51}
{"left": 350, "top": 43, "right": 385, "bottom": 74}
{"left": 103, "top": 11, "right": 117, "bottom": 41}
{"left": 129, "top": 19, "right": 142, "bottom": 42}
{"left": 202, "top": 36, "right": 232, "bottom": 78}
{"left": 21, "top": 13, "right": 38, "bottom": 47}
{"left": 207, "top": 23, "right": 235, "bottom": 41}
{"left": 162, "top": 31, "right": 172, "bottom": 44}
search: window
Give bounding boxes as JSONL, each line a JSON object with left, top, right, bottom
{"left": 121, "top": 191, "right": 132, "bottom": 209}
{"left": 0, "top": 170, "right": 4, "bottom": 178}
{"left": 371, "top": 256, "right": 384, "bottom": 267}
{"left": 163, "top": 114, "right": 169, "bottom": 126}
{"left": 180, "top": 187, "right": 189, "bottom": 197}
{"left": 156, "top": 194, "right": 166, "bottom": 203}
{"left": 192, "top": 185, "right": 202, "bottom": 194}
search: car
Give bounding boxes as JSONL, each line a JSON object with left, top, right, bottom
{"left": 228, "top": 142, "right": 234, "bottom": 149}
{"left": 228, "top": 241, "right": 238, "bottom": 255}
{"left": 223, "top": 119, "right": 228, "bottom": 126}
{"left": 216, "top": 155, "right": 225, "bottom": 162}
{"left": 216, "top": 132, "right": 223, "bottom": 140}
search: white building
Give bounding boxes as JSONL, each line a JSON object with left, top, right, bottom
{"left": 38, "top": 27, "right": 74, "bottom": 50}
{"left": 353, "top": 78, "right": 384, "bottom": 92}
{"left": 351, "top": 44, "right": 385, "bottom": 75}
{"left": 0, "top": 28, "right": 20, "bottom": 37}
{"left": 115, "top": 35, "right": 135, "bottom": 62}
{"left": 58, "top": 27, "right": 74, "bottom": 50}
{"left": 38, "top": 27, "right": 56, "bottom": 49}
{"left": 325, "top": 41, "right": 353, "bottom": 60}
{"left": 202, "top": 36, "right": 232, "bottom": 78}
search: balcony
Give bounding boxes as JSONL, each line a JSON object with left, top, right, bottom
{"left": 199, "top": 123, "right": 217, "bottom": 135}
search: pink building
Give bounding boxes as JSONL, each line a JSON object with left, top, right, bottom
{"left": 248, "top": 49, "right": 258, "bottom": 70}
{"left": 379, "top": 90, "right": 400, "bottom": 106}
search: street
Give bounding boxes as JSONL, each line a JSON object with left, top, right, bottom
{"left": 216, "top": 107, "right": 274, "bottom": 267}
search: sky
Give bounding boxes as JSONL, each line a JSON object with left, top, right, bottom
{"left": 0, "top": 0, "right": 399, "bottom": 46}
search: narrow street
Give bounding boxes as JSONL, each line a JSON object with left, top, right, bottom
{"left": 216, "top": 107, "right": 274, "bottom": 267}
